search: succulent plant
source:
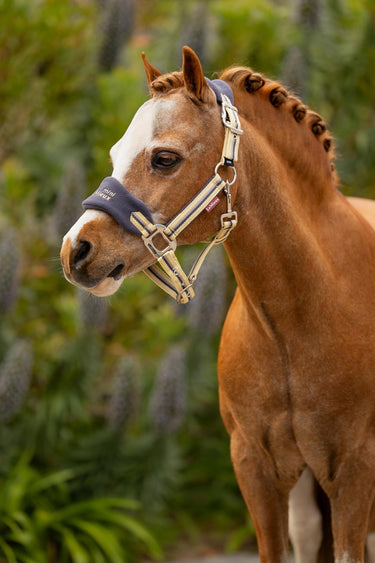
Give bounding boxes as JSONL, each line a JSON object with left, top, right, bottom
{"left": 107, "top": 356, "right": 140, "bottom": 431}
{"left": 98, "top": 0, "right": 134, "bottom": 71}
{"left": 0, "top": 227, "right": 20, "bottom": 315}
{"left": 296, "top": 0, "right": 322, "bottom": 31}
{"left": 280, "top": 46, "right": 308, "bottom": 98}
{"left": 149, "top": 345, "right": 187, "bottom": 435}
{"left": 184, "top": 245, "right": 228, "bottom": 336}
{"left": 0, "top": 340, "right": 33, "bottom": 423}
{"left": 77, "top": 288, "right": 109, "bottom": 333}
{"left": 54, "top": 160, "right": 86, "bottom": 239}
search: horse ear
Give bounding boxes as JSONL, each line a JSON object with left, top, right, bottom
{"left": 182, "top": 46, "right": 210, "bottom": 103}
{"left": 142, "top": 52, "right": 162, "bottom": 93}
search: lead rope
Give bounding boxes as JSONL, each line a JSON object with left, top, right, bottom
{"left": 130, "top": 94, "right": 242, "bottom": 304}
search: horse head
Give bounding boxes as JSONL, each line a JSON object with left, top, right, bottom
{"left": 60, "top": 47, "right": 239, "bottom": 299}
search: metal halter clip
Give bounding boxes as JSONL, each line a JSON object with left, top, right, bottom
{"left": 221, "top": 181, "right": 238, "bottom": 232}
{"left": 142, "top": 224, "right": 177, "bottom": 258}
{"left": 224, "top": 180, "right": 233, "bottom": 211}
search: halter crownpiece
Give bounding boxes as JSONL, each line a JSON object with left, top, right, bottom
{"left": 82, "top": 80, "right": 242, "bottom": 303}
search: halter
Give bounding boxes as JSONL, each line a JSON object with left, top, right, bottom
{"left": 83, "top": 80, "right": 242, "bottom": 304}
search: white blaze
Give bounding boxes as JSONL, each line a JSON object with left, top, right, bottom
{"left": 110, "top": 99, "right": 157, "bottom": 182}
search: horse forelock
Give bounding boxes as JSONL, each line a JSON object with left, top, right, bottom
{"left": 219, "top": 66, "right": 337, "bottom": 182}
{"left": 150, "top": 71, "right": 185, "bottom": 95}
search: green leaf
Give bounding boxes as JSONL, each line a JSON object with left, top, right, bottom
{"left": 56, "top": 525, "right": 90, "bottom": 563}
{"left": 0, "top": 537, "right": 18, "bottom": 563}
{"left": 225, "top": 516, "right": 255, "bottom": 553}
{"left": 44, "top": 497, "right": 139, "bottom": 524}
{"left": 70, "top": 519, "right": 126, "bottom": 562}
{"left": 43, "top": 497, "right": 140, "bottom": 525}
{"left": 28, "top": 468, "right": 77, "bottom": 495}
{"left": 95, "top": 510, "right": 163, "bottom": 559}
{"left": 18, "top": 555, "right": 43, "bottom": 563}
{"left": 80, "top": 536, "right": 107, "bottom": 563}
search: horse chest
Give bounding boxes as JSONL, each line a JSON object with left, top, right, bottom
{"left": 218, "top": 295, "right": 375, "bottom": 476}
{"left": 218, "top": 308, "right": 300, "bottom": 470}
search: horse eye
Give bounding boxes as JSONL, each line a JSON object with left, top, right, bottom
{"left": 152, "top": 151, "right": 181, "bottom": 170}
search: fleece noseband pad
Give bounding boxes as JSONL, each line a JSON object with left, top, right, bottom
{"left": 82, "top": 176, "right": 153, "bottom": 235}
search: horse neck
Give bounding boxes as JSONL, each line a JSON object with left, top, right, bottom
{"left": 224, "top": 102, "right": 338, "bottom": 330}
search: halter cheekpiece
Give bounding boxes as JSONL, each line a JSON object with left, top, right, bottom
{"left": 82, "top": 79, "right": 242, "bottom": 304}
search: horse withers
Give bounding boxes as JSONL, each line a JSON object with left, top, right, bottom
{"left": 60, "top": 47, "right": 375, "bottom": 563}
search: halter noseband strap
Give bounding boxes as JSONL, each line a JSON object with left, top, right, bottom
{"left": 82, "top": 80, "right": 242, "bottom": 304}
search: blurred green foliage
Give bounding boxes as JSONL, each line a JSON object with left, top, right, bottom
{"left": 0, "top": 0, "right": 374, "bottom": 561}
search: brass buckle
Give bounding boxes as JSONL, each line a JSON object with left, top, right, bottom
{"left": 142, "top": 224, "right": 177, "bottom": 257}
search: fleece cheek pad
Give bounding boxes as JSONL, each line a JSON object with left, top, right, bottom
{"left": 82, "top": 176, "right": 153, "bottom": 235}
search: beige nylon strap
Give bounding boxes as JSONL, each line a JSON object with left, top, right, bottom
{"left": 163, "top": 174, "right": 227, "bottom": 240}
{"left": 187, "top": 213, "right": 237, "bottom": 283}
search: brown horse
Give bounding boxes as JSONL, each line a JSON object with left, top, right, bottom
{"left": 60, "top": 47, "right": 375, "bottom": 562}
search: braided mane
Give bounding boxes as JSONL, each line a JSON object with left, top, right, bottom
{"left": 150, "top": 66, "right": 336, "bottom": 179}
{"left": 220, "top": 67, "right": 334, "bottom": 161}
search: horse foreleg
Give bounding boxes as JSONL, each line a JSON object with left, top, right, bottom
{"left": 230, "top": 429, "right": 290, "bottom": 563}
{"left": 289, "top": 467, "right": 323, "bottom": 563}
{"left": 327, "top": 455, "right": 375, "bottom": 563}
{"left": 365, "top": 498, "right": 375, "bottom": 562}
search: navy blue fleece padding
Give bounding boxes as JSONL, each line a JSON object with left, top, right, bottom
{"left": 205, "top": 78, "right": 234, "bottom": 105}
{"left": 82, "top": 176, "right": 153, "bottom": 235}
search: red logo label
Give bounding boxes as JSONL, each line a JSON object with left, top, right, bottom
{"left": 205, "top": 196, "right": 220, "bottom": 213}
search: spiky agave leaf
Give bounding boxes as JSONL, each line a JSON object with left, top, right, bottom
{"left": 0, "top": 340, "right": 33, "bottom": 423}
{"left": 107, "top": 356, "right": 140, "bottom": 431}
{"left": 0, "top": 227, "right": 20, "bottom": 315}
{"left": 149, "top": 345, "right": 187, "bottom": 435}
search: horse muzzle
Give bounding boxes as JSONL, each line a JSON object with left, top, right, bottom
{"left": 60, "top": 209, "right": 129, "bottom": 296}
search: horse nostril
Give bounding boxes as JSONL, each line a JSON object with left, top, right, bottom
{"left": 74, "top": 240, "right": 92, "bottom": 267}
{"left": 107, "top": 264, "right": 124, "bottom": 280}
